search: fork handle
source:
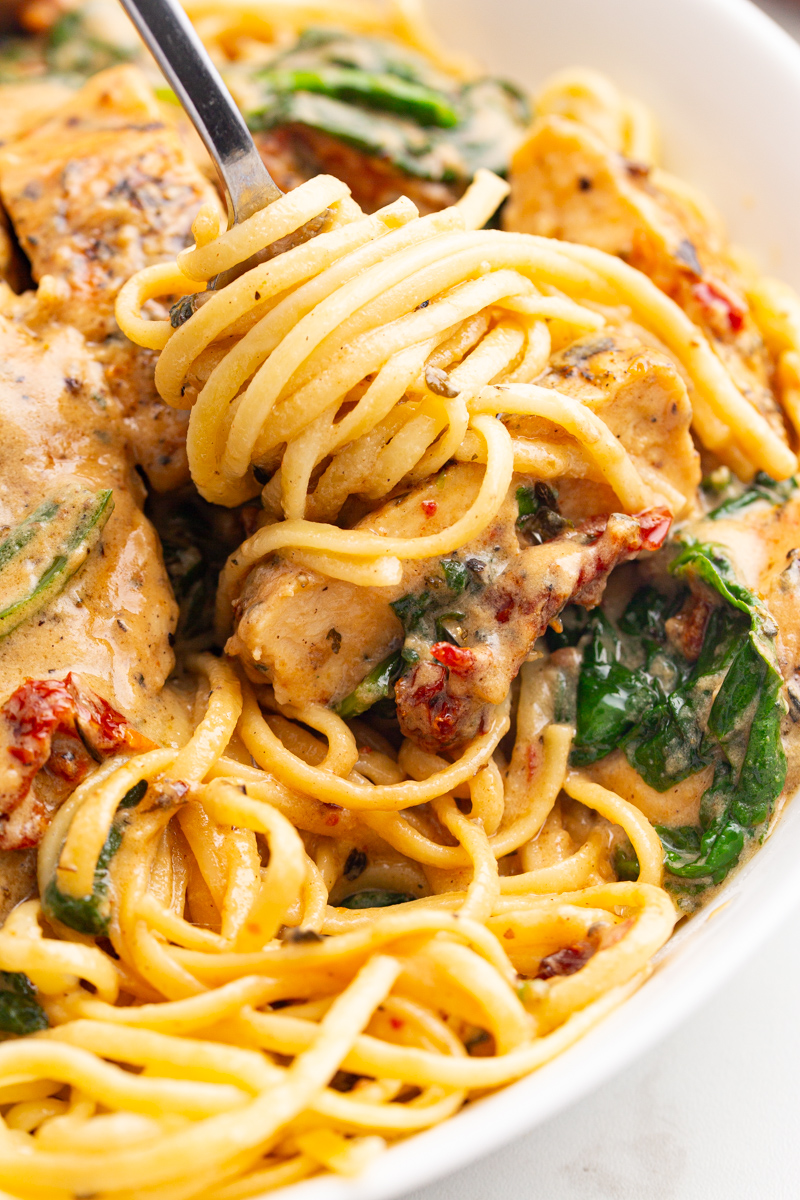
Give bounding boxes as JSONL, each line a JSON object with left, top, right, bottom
{"left": 118, "top": 0, "right": 282, "bottom": 223}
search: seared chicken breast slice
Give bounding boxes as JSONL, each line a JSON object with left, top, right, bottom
{"left": 509, "top": 327, "right": 700, "bottom": 514}
{"left": 0, "top": 65, "right": 222, "bottom": 490}
{"left": 504, "top": 115, "right": 786, "bottom": 436}
{"left": 0, "top": 311, "right": 178, "bottom": 847}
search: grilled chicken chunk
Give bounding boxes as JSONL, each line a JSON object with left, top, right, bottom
{"left": 395, "top": 506, "right": 669, "bottom": 751}
{"left": 511, "top": 327, "right": 700, "bottom": 514}
{"left": 228, "top": 461, "right": 670, "bottom": 752}
{"left": 504, "top": 115, "right": 785, "bottom": 434}
{"left": 0, "top": 65, "right": 222, "bottom": 490}
{"left": 0, "top": 310, "right": 179, "bottom": 846}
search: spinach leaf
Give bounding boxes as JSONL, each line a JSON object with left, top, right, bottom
{"left": 241, "top": 28, "right": 529, "bottom": 185}
{"left": 591, "top": 542, "right": 787, "bottom": 892}
{"left": 339, "top": 890, "right": 415, "bottom": 909}
{"left": 613, "top": 840, "right": 640, "bottom": 882}
{"left": 545, "top": 604, "right": 589, "bottom": 651}
{"left": 572, "top": 596, "right": 686, "bottom": 767}
{"left": 258, "top": 66, "right": 459, "bottom": 127}
{"left": 43, "top": 780, "right": 147, "bottom": 936}
{"left": 0, "top": 971, "right": 48, "bottom": 1035}
{"left": 706, "top": 471, "right": 797, "bottom": 520}
{"left": 334, "top": 652, "right": 403, "bottom": 720}
{"left": 0, "top": 992, "right": 48, "bottom": 1036}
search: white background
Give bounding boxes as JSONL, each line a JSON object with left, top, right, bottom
{"left": 405, "top": 3, "right": 800, "bottom": 1198}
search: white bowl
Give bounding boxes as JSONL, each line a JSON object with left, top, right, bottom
{"left": 269, "top": 2, "right": 800, "bottom": 1196}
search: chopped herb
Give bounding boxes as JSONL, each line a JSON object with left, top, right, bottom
{"left": 440, "top": 558, "right": 470, "bottom": 594}
{"left": 170, "top": 294, "right": 203, "bottom": 329}
{"left": 335, "top": 652, "right": 403, "bottom": 720}
{"left": 282, "top": 927, "right": 325, "bottom": 943}
{"left": 390, "top": 590, "right": 433, "bottom": 632}
{"left": 516, "top": 482, "right": 573, "bottom": 544}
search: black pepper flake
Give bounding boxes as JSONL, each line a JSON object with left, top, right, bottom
{"left": 282, "top": 928, "right": 325, "bottom": 944}
{"left": 326, "top": 628, "right": 342, "bottom": 654}
{"left": 578, "top": 176, "right": 593, "bottom": 191}
{"left": 344, "top": 848, "right": 368, "bottom": 881}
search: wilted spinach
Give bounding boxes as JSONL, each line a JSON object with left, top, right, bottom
{"left": 43, "top": 780, "right": 147, "bottom": 936}
{"left": 0, "top": 971, "right": 48, "bottom": 1036}
{"left": 706, "top": 471, "right": 797, "bottom": 521}
{"left": 572, "top": 541, "right": 787, "bottom": 894}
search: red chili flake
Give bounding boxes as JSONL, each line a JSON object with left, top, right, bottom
{"left": 633, "top": 506, "right": 672, "bottom": 551}
{"left": 389, "top": 1017, "right": 404, "bottom": 1030}
{"left": 693, "top": 280, "right": 746, "bottom": 333}
{"left": 422, "top": 500, "right": 438, "bottom": 517}
{"left": 431, "top": 642, "right": 476, "bottom": 675}
{"left": 526, "top": 743, "right": 540, "bottom": 780}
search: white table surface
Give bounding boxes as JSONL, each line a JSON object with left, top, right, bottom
{"left": 405, "top": 3, "right": 800, "bottom": 1197}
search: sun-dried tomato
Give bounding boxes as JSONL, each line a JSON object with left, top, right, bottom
{"left": 0, "top": 674, "right": 155, "bottom": 849}
{"left": 693, "top": 279, "right": 746, "bottom": 333}
{"left": 634, "top": 506, "right": 673, "bottom": 551}
{"left": 430, "top": 642, "right": 476, "bottom": 675}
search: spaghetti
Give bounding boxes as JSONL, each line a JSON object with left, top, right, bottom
{"left": 0, "top": 4, "right": 798, "bottom": 1198}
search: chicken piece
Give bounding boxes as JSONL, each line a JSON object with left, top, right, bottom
{"left": 0, "top": 65, "right": 222, "bottom": 490}
{"left": 509, "top": 327, "right": 701, "bottom": 514}
{"left": 0, "top": 847, "right": 36, "bottom": 922}
{"left": 395, "top": 507, "right": 669, "bottom": 751}
{"left": 504, "top": 115, "right": 785, "bottom": 433}
{"left": 227, "top": 457, "right": 670, "bottom": 751}
{"left": 227, "top": 463, "right": 501, "bottom": 709}
{"left": 0, "top": 310, "right": 179, "bottom": 845}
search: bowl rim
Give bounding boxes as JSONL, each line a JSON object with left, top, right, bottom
{"left": 261, "top": 2, "right": 800, "bottom": 1196}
